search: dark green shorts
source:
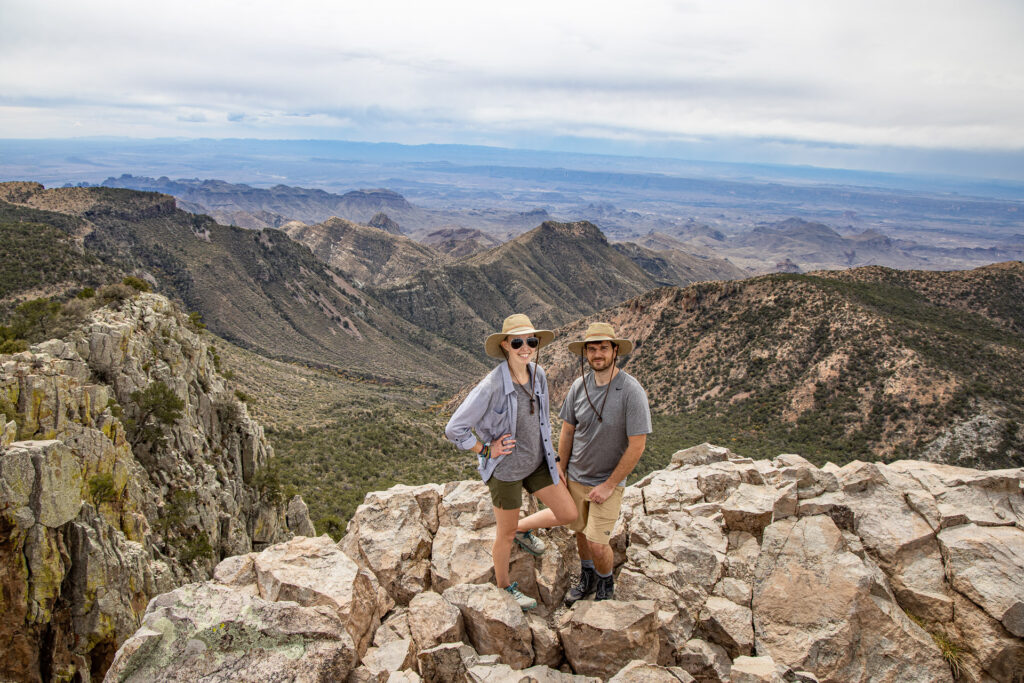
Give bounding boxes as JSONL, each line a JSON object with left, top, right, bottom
{"left": 486, "top": 462, "right": 554, "bottom": 510}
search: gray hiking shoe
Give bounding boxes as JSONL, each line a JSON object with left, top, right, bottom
{"left": 514, "top": 530, "right": 546, "bottom": 556}
{"left": 595, "top": 573, "right": 614, "bottom": 601}
{"left": 504, "top": 581, "right": 537, "bottom": 611}
{"left": 564, "top": 566, "right": 597, "bottom": 607}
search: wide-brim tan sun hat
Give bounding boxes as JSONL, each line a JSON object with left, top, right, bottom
{"left": 567, "top": 322, "right": 634, "bottom": 357}
{"left": 485, "top": 314, "right": 554, "bottom": 358}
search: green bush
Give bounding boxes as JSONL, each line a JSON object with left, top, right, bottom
{"left": 88, "top": 473, "right": 119, "bottom": 504}
{"left": 122, "top": 276, "right": 152, "bottom": 292}
{"left": 127, "top": 380, "right": 185, "bottom": 448}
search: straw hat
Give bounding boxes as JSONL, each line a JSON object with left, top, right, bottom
{"left": 567, "top": 322, "right": 634, "bottom": 356}
{"left": 484, "top": 314, "right": 554, "bottom": 358}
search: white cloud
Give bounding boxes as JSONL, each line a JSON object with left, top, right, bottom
{"left": 1, "top": 0, "right": 1022, "bottom": 159}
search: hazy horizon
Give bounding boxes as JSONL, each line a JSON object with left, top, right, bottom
{"left": 2, "top": 1, "right": 1023, "bottom": 181}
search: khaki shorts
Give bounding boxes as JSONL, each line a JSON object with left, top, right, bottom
{"left": 567, "top": 480, "right": 624, "bottom": 545}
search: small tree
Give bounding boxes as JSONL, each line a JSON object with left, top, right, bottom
{"left": 127, "top": 380, "right": 185, "bottom": 448}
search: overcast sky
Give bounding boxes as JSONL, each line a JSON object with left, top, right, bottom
{"left": 2, "top": 0, "right": 1023, "bottom": 177}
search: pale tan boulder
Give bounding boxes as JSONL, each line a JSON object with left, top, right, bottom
{"left": 752, "top": 515, "right": 952, "bottom": 682}
{"left": 712, "top": 576, "right": 752, "bottom": 606}
{"left": 887, "top": 460, "right": 1023, "bottom": 529}
{"left": 558, "top": 599, "right": 661, "bottom": 678}
{"left": 668, "top": 443, "right": 731, "bottom": 468}
{"left": 607, "top": 658, "right": 696, "bottom": 682}
{"left": 720, "top": 483, "right": 786, "bottom": 537}
{"left": 636, "top": 468, "right": 705, "bottom": 514}
{"left": 527, "top": 612, "right": 562, "bottom": 668}
{"left": 431, "top": 524, "right": 496, "bottom": 591}
{"left": 105, "top": 582, "right": 357, "bottom": 682}
{"left": 439, "top": 480, "right": 497, "bottom": 530}
{"left": 285, "top": 494, "right": 316, "bottom": 536}
{"left": 949, "top": 591, "right": 1024, "bottom": 682}
{"left": 254, "top": 535, "right": 380, "bottom": 656}
{"left": 212, "top": 552, "right": 257, "bottom": 587}
{"left": 417, "top": 641, "right": 476, "bottom": 683}
{"left": 535, "top": 526, "right": 576, "bottom": 607}
{"left": 730, "top": 655, "right": 785, "bottom": 683}
{"left": 442, "top": 583, "right": 534, "bottom": 670}
{"left": 725, "top": 530, "right": 760, "bottom": 584}
{"left": 362, "top": 637, "right": 417, "bottom": 678}
{"left": 676, "top": 638, "right": 731, "bottom": 682}
{"left": 341, "top": 485, "right": 437, "bottom": 604}
{"left": 938, "top": 523, "right": 1024, "bottom": 637}
{"left": 698, "top": 595, "right": 754, "bottom": 657}
{"left": 374, "top": 607, "right": 412, "bottom": 646}
{"left": 389, "top": 671, "right": 423, "bottom": 683}
{"left": 408, "top": 590, "right": 465, "bottom": 650}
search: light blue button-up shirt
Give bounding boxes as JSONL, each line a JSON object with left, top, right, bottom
{"left": 445, "top": 361, "right": 560, "bottom": 484}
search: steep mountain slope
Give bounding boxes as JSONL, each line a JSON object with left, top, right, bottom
{"left": 372, "top": 220, "right": 660, "bottom": 356}
{"left": 281, "top": 216, "right": 443, "bottom": 286}
{"left": 420, "top": 226, "right": 503, "bottom": 259}
{"left": 543, "top": 262, "right": 1024, "bottom": 469}
{"left": 612, "top": 241, "right": 746, "bottom": 285}
{"left": 0, "top": 182, "right": 485, "bottom": 385}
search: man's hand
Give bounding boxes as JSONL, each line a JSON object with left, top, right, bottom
{"left": 587, "top": 481, "right": 616, "bottom": 504}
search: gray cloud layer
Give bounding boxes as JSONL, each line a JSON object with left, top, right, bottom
{"left": 1, "top": 0, "right": 1022, "bottom": 174}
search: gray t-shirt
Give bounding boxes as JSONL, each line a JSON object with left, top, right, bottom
{"left": 559, "top": 370, "right": 652, "bottom": 487}
{"left": 493, "top": 386, "right": 544, "bottom": 481}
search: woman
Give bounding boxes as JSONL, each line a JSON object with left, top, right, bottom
{"left": 445, "top": 314, "right": 578, "bottom": 610}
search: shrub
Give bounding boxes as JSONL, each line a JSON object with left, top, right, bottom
{"left": 97, "top": 283, "right": 136, "bottom": 305}
{"left": 179, "top": 531, "right": 214, "bottom": 565}
{"left": 122, "top": 276, "right": 151, "bottom": 292}
{"left": 127, "top": 380, "right": 185, "bottom": 448}
{"left": 187, "top": 311, "right": 206, "bottom": 331}
{"left": 76, "top": 287, "right": 96, "bottom": 299}
{"left": 88, "top": 473, "right": 119, "bottom": 504}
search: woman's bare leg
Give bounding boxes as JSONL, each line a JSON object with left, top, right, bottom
{"left": 517, "top": 481, "right": 578, "bottom": 532}
{"left": 492, "top": 506, "right": 521, "bottom": 588}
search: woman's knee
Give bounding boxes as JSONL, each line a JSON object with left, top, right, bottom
{"left": 558, "top": 505, "right": 579, "bottom": 525}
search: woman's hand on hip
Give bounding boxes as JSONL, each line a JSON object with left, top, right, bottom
{"left": 490, "top": 434, "right": 514, "bottom": 458}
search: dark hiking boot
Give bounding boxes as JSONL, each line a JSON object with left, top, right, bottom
{"left": 595, "top": 573, "right": 614, "bottom": 601}
{"left": 564, "top": 566, "right": 597, "bottom": 607}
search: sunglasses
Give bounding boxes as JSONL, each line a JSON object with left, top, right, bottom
{"left": 509, "top": 336, "right": 540, "bottom": 350}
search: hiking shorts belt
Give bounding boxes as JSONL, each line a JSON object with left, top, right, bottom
{"left": 486, "top": 462, "right": 554, "bottom": 510}
{"left": 567, "top": 479, "right": 624, "bottom": 545}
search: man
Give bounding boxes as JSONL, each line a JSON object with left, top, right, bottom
{"left": 558, "top": 322, "right": 651, "bottom": 604}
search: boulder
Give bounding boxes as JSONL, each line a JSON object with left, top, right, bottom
{"left": 527, "top": 613, "right": 562, "bottom": 669}
{"left": 730, "top": 655, "right": 785, "bottom": 683}
{"left": 676, "top": 638, "right": 731, "bottom": 682}
{"left": 417, "top": 642, "right": 476, "bottom": 683}
{"left": 254, "top": 535, "right": 380, "bottom": 656}
{"left": 669, "top": 443, "right": 731, "bottom": 468}
{"left": 361, "top": 637, "right": 417, "bottom": 678}
{"left": 938, "top": 523, "right": 1024, "bottom": 637}
{"left": 285, "top": 494, "right": 316, "bottom": 536}
{"left": 607, "top": 659, "right": 696, "bottom": 682}
{"left": 698, "top": 595, "right": 754, "bottom": 657}
{"left": 442, "top": 583, "right": 534, "bottom": 670}
{"left": 558, "top": 599, "right": 661, "bottom": 678}
{"left": 408, "top": 590, "right": 465, "bottom": 650}
{"left": 105, "top": 582, "right": 357, "bottom": 682}
{"left": 752, "top": 515, "right": 952, "bottom": 682}
{"left": 431, "top": 525, "right": 497, "bottom": 591}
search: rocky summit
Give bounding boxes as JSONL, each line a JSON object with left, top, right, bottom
{"left": 107, "top": 443, "right": 1024, "bottom": 682}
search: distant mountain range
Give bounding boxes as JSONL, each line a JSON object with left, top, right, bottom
{"left": 4, "top": 180, "right": 1023, "bottom": 468}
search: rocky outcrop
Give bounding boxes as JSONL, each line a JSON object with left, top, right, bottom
{"left": 0, "top": 293, "right": 311, "bottom": 682}
{"left": 109, "top": 442, "right": 1024, "bottom": 681}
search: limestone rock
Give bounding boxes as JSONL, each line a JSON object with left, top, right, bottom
{"left": 938, "top": 523, "right": 1024, "bottom": 637}
{"left": 730, "top": 655, "right": 785, "bottom": 683}
{"left": 527, "top": 612, "right": 562, "bottom": 669}
{"left": 417, "top": 641, "right": 476, "bottom": 683}
{"left": 669, "top": 443, "right": 731, "bottom": 468}
{"left": 374, "top": 608, "right": 412, "bottom": 646}
{"left": 698, "top": 595, "right": 754, "bottom": 657}
{"left": 408, "top": 590, "right": 465, "bottom": 650}
{"left": 254, "top": 535, "right": 380, "bottom": 656}
{"left": 752, "top": 515, "right": 952, "bottom": 682}
{"left": 442, "top": 583, "right": 534, "bottom": 670}
{"left": 362, "top": 637, "right": 417, "bottom": 677}
{"left": 285, "top": 494, "right": 316, "bottom": 536}
{"left": 105, "top": 582, "right": 357, "bottom": 682}
{"left": 558, "top": 599, "right": 661, "bottom": 678}
{"left": 676, "top": 638, "right": 731, "bottom": 682}
{"left": 608, "top": 659, "right": 696, "bottom": 682}
{"left": 431, "top": 524, "right": 496, "bottom": 591}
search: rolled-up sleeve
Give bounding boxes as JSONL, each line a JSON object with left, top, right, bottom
{"left": 445, "top": 378, "right": 492, "bottom": 451}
